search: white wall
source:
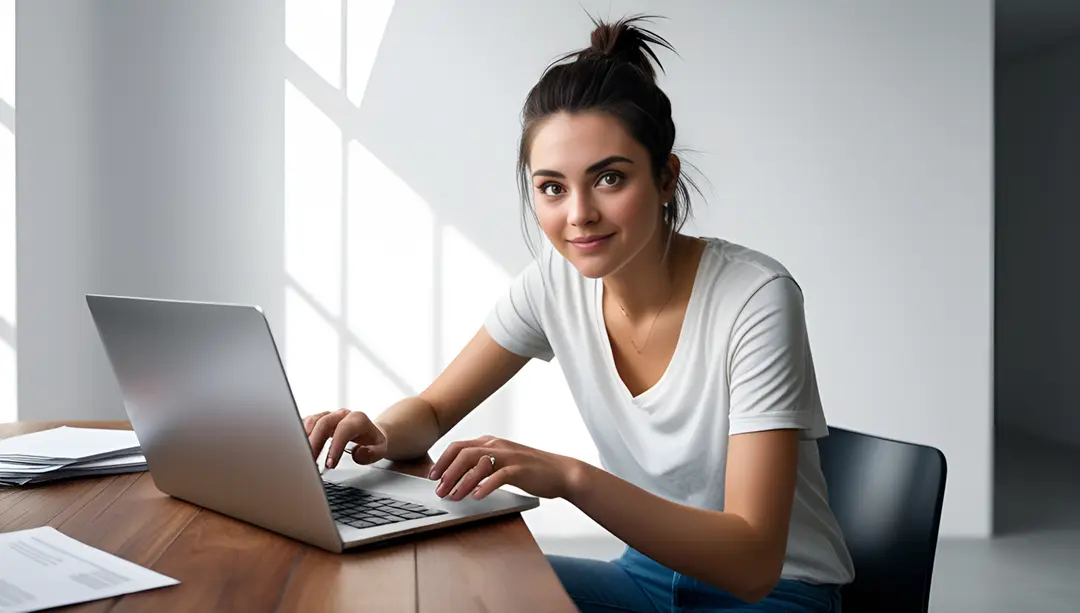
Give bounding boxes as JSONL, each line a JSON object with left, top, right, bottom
{"left": 996, "top": 36, "right": 1080, "bottom": 448}
{"left": 15, "top": 0, "right": 285, "bottom": 421}
{"left": 354, "top": 0, "right": 994, "bottom": 538}
{"left": 11, "top": 0, "right": 994, "bottom": 541}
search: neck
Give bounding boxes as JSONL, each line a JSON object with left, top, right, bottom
{"left": 603, "top": 230, "right": 687, "bottom": 319}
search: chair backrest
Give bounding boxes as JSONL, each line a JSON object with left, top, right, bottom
{"left": 817, "top": 426, "right": 947, "bottom": 613}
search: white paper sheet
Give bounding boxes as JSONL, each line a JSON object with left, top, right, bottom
{"left": 0, "top": 461, "right": 65, "bottom": 475}
{"left": 63, "top": 454, "right": 147, "bottom": 471}
{"left": 0, "top": 527, "right": 178, "bottom": 613}
{"left": 0, "top": 452, "right": 149, "bottom": 486}
{"left": 0, "top": 427, "right": 140, "bottom": 464}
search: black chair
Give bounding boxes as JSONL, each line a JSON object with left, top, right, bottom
{"left": 817, "top": 426, "right": 947, "bottom": 613}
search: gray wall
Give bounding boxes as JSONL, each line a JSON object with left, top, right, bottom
{"left": 996, "top": 36, "right": 1080, "bottom": 448}
{"left": 1, "top": 0, "right": 14, "bottom": 423}
{"left": 15, "top": 0, "right": 285, "bottom": 421}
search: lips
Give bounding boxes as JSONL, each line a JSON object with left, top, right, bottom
{"left": 569, "top": 233, "right": 614, "bottom": 244}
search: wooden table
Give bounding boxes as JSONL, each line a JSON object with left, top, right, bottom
{"left": 0, "top": 421, "right": 577, "bottom": 613}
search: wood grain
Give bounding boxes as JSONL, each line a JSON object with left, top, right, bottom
{"left": 0, "top": 422, "right": 572, "bottom": 612}
{"left": 417, "top": 516, "right": 577, "bottom": 613}
{"left": 109, "top": 509, "right": 304, "bottom": 613}
{"left": 0, "top": 476, "right": 120, "bottom": 531}
{"left": 276, "top": 543, "right": 417, "bottom": 613}
{"left": 49, "top": 473, "right": 201, "bottom": 613}
{"left": 56, "top": 472, "right": 197, "bottom": 561}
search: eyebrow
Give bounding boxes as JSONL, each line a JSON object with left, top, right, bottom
{"left": 531, "top": 156, "right": 634, "bottom": 179}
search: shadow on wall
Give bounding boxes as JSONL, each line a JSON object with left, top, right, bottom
{"left": 282, "top": 0, "right": 603, "bottom": 540}
{"left": 281, "top": 0, "right": 596, "bottom": 463}
{"left": 283, "top": 0, "right": 513, "bottom": 426}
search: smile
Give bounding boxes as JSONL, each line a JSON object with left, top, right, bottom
{"left": 568, "top": 233, "right": 615, "bottom": 252}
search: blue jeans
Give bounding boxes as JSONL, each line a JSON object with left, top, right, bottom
{"left": 548, "top": 548, "right": 841, "bottom": 612}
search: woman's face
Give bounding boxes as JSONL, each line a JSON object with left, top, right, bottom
{"left": 528, "top": 111, "right": 674, "bottom": 279}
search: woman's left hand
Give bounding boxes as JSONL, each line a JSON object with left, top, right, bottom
{"left": 428, "top": 435, "right": 584, "bottom": 501}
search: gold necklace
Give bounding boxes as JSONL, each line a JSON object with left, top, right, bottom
{"left": 615, "top": 273, "right": 678, "bottom": 354}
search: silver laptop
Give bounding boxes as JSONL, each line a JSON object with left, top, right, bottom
{"left": 85, "top": 294, "right": 538, "bottom": 553}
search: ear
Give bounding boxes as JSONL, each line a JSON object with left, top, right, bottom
{"left": 659, "top": 154, "right": 681, "bottom": 203}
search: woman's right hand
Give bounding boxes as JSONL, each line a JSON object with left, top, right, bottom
{"left": 304, "top": 409, "right": 388, "bottom": 469}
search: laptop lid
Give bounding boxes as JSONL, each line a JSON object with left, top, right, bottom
{"left": 85, "top": 294, "right": 343, "bottom": 552}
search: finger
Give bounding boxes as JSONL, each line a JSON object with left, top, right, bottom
{"left": 350, "top": 438, "right": 387, "bottom": 466}
{"left": 307, "top": 409, "right": 348, "bottom": 459}
{"left": 429, "top": 437, "right": 491, "bottom": 480}
{"left": 472, "top": 466, "right": 520, "bottom": 500}
{"left": 325, "top": 412, "right": 380, "bottom": 469}
{"left": 302, "top": 411, "right": 330, "bottom": 436}
{"left": 436, "top": 447, "right": 490, "bottom": 498}
{"left": 447, "top": 454, "right": 497, "bottom": 501}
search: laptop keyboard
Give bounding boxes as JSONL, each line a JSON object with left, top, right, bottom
{"left": 323, "top": 481, "right": 447, "bottom": 529}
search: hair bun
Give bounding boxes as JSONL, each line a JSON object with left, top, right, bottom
{"left": 583, "top": 15, "right": 673, "bottom": 83}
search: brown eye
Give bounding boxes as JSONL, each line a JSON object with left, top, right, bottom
{"left": 540, "top": 183, "right": 564, "bottom": 197}
{"left": 597, "top": 172, "right": 622, "bottom": 187}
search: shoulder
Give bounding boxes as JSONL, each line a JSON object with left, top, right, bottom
{"left": 697, "top": 237, "right": 801, "bottom": 299}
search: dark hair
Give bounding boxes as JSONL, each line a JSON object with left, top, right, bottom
{"left": 516, "top": 14, "right": 700, "bottom": 259}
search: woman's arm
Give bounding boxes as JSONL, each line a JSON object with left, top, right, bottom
{"left": 431, "top": 428, "right": 798, "bottom": 602}
{"left": 311, "top": 326, "right": 530, "bottom": 467}
{"left": 377, "top": 327, "right": 531, "bottom": 460}
{"left": 312, "top": 255, "right": 552, "bottom": 467}
{"left": 565, "top": 429, "right": 799, "bottom": 603}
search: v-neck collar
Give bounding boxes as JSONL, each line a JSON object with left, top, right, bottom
{"left": 594, "top": 239, "right": 713, "bottom": 407}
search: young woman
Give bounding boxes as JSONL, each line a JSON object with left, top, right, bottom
{"left": 306, "top": 15, "right": 854, "bottom": 613}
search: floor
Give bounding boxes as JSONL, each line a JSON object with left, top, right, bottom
{"left": 535, "top": 427, "right": 1080, "bottom": 612}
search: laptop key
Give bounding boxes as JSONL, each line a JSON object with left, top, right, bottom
{"left": 325, "top": 483, "right": 445, "bottom": 520}
{"left": 346, "top": 519, "right": 374, "bottom": 529}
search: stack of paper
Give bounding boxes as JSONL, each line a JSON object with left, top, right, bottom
{"left": 0, "top": 426, "right": 147, "bottom": 487}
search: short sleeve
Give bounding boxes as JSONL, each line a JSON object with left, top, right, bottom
{"left": 484, "top": 258, "right": 555, "bottom": 362}
{"left": 727, "top": 276, "right": 822, "bottom": 437}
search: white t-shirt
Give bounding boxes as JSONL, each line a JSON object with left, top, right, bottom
{"left": 484, "top": 237, "right": 855, "bottom": 586}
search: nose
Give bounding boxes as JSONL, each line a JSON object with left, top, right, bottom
{"left": 567, "top": 191, "right": 600, "bottom": 227}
